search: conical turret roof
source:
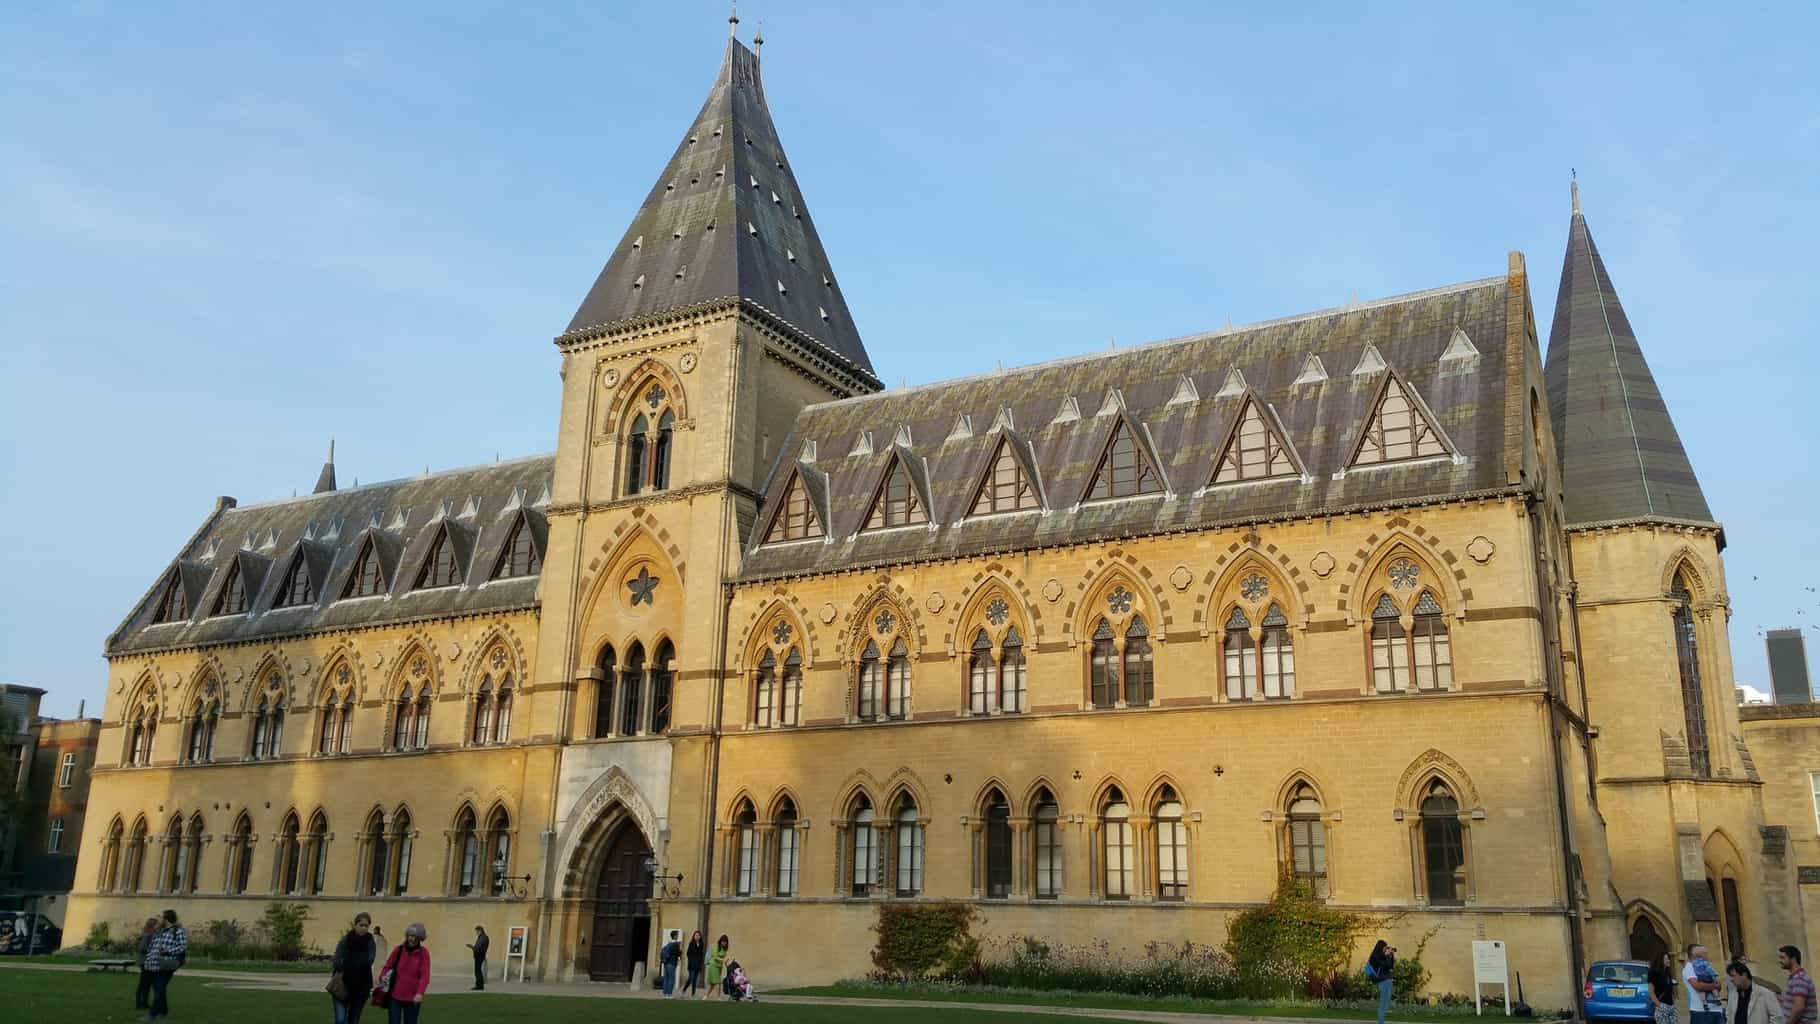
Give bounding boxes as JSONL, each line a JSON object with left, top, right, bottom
{"left": 1543, "top": 185, "right": 1713, "bottom": 527}
{"left": 564, "top": 38, "right": 874, "bottom": 379}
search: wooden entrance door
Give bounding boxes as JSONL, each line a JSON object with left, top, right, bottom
{"left": 588, "top": 821, "right": 653, "bottom": 981}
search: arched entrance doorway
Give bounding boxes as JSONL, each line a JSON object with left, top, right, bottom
{"left": 589, "top": 819, "right": 653, "bottom": 981}
{"left": 1629, "top": 914, "right": 1669, "bottom": 968}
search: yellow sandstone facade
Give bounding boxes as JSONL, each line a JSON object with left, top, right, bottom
{"left": 65, "top": 34, "right": 1810, "bottom": 1012}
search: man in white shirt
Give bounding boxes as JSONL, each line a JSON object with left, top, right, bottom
{"left": 1684, "top": 944, "right": 1726, "bottom": 1024}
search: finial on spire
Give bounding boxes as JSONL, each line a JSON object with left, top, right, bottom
{"left": 1570, "top": 172, "right": 1581, "bottom": 216}
{"left": 729, "top": 2, "right": 739, "bottom": 37}
{"left": 313, "top": 438, "right": 339, "bottom": 494}
{"left": 754, "top": 20, "right": 764, "bottom": 52}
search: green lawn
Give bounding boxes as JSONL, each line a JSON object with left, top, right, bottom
{"left": 0, "top": 967, "right": 1128, "bottom": 1023}
{"left": 777, "top": 982, "right": 1559, "bottom": 1022}
{"left": 19, "top": 952, "right": 328, "bottom": 973}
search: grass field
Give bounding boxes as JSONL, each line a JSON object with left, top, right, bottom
{"left": 777, "top": 982, "right": 1558, "bottom": 1022}
{"left": 0, "top": 967, "right": 1129, "bottom": 1023}
{"left": 17, "top": 952, "right": 327, "bottom": 973}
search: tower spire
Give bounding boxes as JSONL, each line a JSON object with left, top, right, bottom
{"left": 729, "top": 2, "right": 739, "bottom": 37}
{"left": 1543, "top": 188, "right": 1713, "bottom": 527}
{"left": 563, "top": 35, "right": 876, "bottom": 381}
{"left": 313, "top": 439, "right": 338, "bottom": 494}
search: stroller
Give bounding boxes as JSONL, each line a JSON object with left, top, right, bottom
{"left": 723, "top": 959, "right": 756, "bottom": 1001}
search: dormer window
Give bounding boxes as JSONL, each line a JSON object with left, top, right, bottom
{"left": 211, "top": 562, "right": 248, "bottom": 617}
{"left": 492, "top": 515, "right": 542, "bottom": 580}
{"left": 863, "top": 457, "right": 928, "bottom": 530}
{"left": 762, "top": 472, "right": 822, "bottom": 544}
{"left": 416, "top": 527, "right": 461, "bottom": 590}
{"left": 1211, "top": 398, "right": 1298, "bottom": 483}
{"left": 273, "top": 552, "right": 315, "bottom": 608}
{"left": 343, "top": 539, "right": 386, "bottom": 598}
{"left": 968, "top": 439, "right": 1040, "bottom": 515}
{"left": 1085, "top": 421, "right": 1162, "bottom": 501}
{"left": 1351, "top": 376, "right": 1447, "bottom": 467}
{"left": 153, "top": 573, "right": 188, "bottom": 623}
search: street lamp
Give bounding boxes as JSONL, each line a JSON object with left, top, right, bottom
{"left": 492, "top": 859, "right": 533, "bottom": 900}
{"left": 642, "top": 856, "right": 685, "bottom": 899}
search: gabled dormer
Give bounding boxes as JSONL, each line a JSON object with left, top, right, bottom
{"left": 1208, "top": 394, "right": 1302, "bottom": 486}
{"left": 1347, "top": 372, "right": 1453, "bottom": 469}
{"left": 414, "top": 523, "right": 464, "bottom": 590}
{"left": 861, "top": 452, "right": 931, "bottom": 531}
{"left": 341, "top": 535, "right": 388, "bottom": 599}
{"left": 151, "top": 569, "right": 190, "bottom": 624}
{"left": 271, "top": 548, "right": 317, "bottom": 609}
{"left": 211, "top": 560, "right": 249, "bottom": 617}
{"left": 1083, "top": 417, "right": 1166, "bottom": 502}
{"left": 490, "top": 512, "right": 545, "bottom": 581}
{"left": 760, "top": 466, "right": 824, "bottom": 545}
{"left": 967, "top": 435, "right": 1042, "bottom": 516}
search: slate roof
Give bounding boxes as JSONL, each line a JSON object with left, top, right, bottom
{"left": 562, "top": 38, "right": 875, "bottom": 381}
{"left": 741, "top": 273, "right": 1520, "bottom": 581}
{"left": 1543, "top": 186, "right": 1714, "bottom": 527}
{"left": 108, "top": 456, "right": 554, "bottom": 656}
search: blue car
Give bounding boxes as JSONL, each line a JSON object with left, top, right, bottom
{"left": 1585, "top": 960, "right": 1653, "bottom": 1021}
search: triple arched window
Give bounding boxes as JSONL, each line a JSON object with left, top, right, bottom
{"left": 594, "top": 640, "right": 676, "bottom": 738}
{"left": 624, "top": 384, "right": 676, "bottom": 496}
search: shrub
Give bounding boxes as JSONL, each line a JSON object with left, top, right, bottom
{"left": 1224, "top": 876, "right": 1389, "bottom": 999}
{"left": 83, "top": 921, "right": 111, "bottom": 948}
{"left": 974, "top": 934, "right": 1239, "bottom": 999}
{"left": 262, "top": 902, "right": 312, "bottom": 960}
{"left": 870, "top": 903, "right": 979, "bottom": 981}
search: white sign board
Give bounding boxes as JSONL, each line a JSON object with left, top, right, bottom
{"left": 505, "top": 924, "right": 529, "bottom": 982}
{"left": 1471, "top": 940, "right": 1510, "bottom": 1015}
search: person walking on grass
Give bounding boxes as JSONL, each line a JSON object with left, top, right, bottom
{"left": 329, "top": 912, "right": 378, "bottom": 1024}
{"left": 1647, "top": 949, "right": 1678, "bottom": 1024}
{"left": 1727, "top": 961, "right": 1785, "bottom": 1024}
{"left": 1367, "top": 939, "right": 1397, "bottom": 1024}
{"left": 143, "top": 909, "right": 188, "bottom": 1022}
{"left": 466, "top": 926, "right": 489, "bottom": 991}
{"left": 133, "top": 917, "right": 160, "bottom": 1013}
{"left": 683, "top": 931, "right": 706, "bottom": 998}
{"left": 377, "top": 923, "right": 432, "bottom": 1024}
{"left": 1781, "top": 947, "right": 1814, "bottom": 1024}
{"left": 704, "top": 934, "right": 730, "bottom": 1000}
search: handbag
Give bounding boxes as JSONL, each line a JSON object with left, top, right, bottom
{"left": 326, "top": 971, "right": 348, "bottom": 1001}
{"left": 370, "top": 948, "right": 399, "bottom": 1009}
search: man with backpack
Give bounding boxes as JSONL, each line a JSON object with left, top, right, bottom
{"left": 144, "top": 909, "right": 188, "bottom": 1021}
{"left": 659, "top": 931, "right": 682, "bottom": 998}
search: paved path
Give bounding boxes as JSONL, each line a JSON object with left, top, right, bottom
{"left": 0, "top": 961, "right": 1444, "bottom": 1024}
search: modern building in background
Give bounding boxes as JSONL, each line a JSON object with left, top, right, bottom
{"left": 2, "top": 683, "right": 101, "bottom": 949}
{"left": 58, "top": 27, "right": 1814, "bottom": 1006}
{"left": 1768, "top": 628, "right": 1814, "bottom": 705}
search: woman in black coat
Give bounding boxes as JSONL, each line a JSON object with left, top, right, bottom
{"left": 330, "top": 912, "right": 378, "bottom": 1024}
{"left": 683, "top": 931, "right": 707, "bottom": 998}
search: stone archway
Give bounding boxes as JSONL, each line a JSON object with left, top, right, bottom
{"left": 586, "top": 818, "right": 653, "bottom": 982}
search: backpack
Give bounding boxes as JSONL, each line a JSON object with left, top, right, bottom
{"left": 1363, "top": 962, "right": 1379, "bottom": 983}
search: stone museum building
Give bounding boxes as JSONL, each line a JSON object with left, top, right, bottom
{"left": 65, "top": 30, "right": 1816, "bottom": 1005}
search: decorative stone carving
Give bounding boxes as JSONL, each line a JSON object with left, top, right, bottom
{"left": 602, "top": 368, "right": 620, "bottom": 388}
{"left": 1169, "top": 565, "right": 1193, "bottom": 592}
{"left": 1310, "top": 551, "right": 1336, "bottom": 578}
{"left": 1042, "top": 578, "right": 1063, "bottom": 603}
{"left": 819, "top": 602, "right": 837, "bottom": 625}
{"left": 984, "top": 598, "right": 1008, "bottom": 625}
{"left": 925, "top": 591, "right": 946, "bottom": 615}
{"left": 1388, "top": 557, "right": 1420, "bottom": 590}
{"left": 370, "top": 651, "right": 385, "bottom": 668}
{"left": 1240, "top": 573, "right": 1269, "bottom": 601}
{"left": 444, "top": 641, "right": 461, "bottom": 661}
{"left": 678, "top": 352, "right": 698, "bottom": 373}
{"left": 1467, "top": 536, "right": 1496, "bottom": 564}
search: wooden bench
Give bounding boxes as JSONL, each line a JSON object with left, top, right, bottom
{"left": 87, "top": 959, "right": 135, "bottom": 973}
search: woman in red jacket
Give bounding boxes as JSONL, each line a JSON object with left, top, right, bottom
{"left": 379, "top": 922, "right": 432, "bottom": 1023}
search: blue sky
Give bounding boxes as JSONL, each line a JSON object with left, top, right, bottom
{"left": 3, "top": 3, "right": 1817, "bottom": 716}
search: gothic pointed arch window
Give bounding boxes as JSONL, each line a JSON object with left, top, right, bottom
{"left": 969, "top": 438, "right": 1040, "bottom": 515}
{"left": 754, "top": 650, "right": 777, "bottom": 728}
{"left": 185, "top": 684, "right": 220, "bottom": 763}
{"left": 391, "top": 809, "right": 415, "bottom": 896}
{"left": 181, "top": 814, "right": 205, "bottom": 894}
{"left": 893, "top": 794, "right": 924, "bottom": 897}
{"left": 734, "top": 799, "right": 759, "bottom": 897}
{"left": 1123, "top": 616, "right": 1153, "bottom": 704}
{"left": 363, "top": 809, "right": 389, "bottom": 896}
{"left": 856, "top": 640, "right": 881, "bottom": 721}
{"left": 99, "top": 818, "right": 125, "bottom": 892}
{"left": 1671, "top": 575, "right": 1712, "bottom": 777}
{"left": 484, "top": 807, "right": 512, "bottom": 897}
{"left": 1351, "top": 375, "right": 1448, "bottom": 467}
{"left": 625, "top": 414, "right": 649, "bottom": 496}
{"left": 249, "top": 674, "right": 286, "bottom": 760}
{"left": 318, "top": 667, "right": 354, "bottom": 756}
{"left": 618, "top": 643, "right": 646, "bottom": 737}
{"left": 1090, "top": 618, "right": 1119, "bottom": 708}
{"left": 749, "top": 612, "right": 804, "bottom": 728}
{"left": 1154, "top": 784, "right": 1188, "bottom": 901}
{"left": 1100, "top": 787, "right": 1134, "bottom": 899}
{"left": 856, "top": 604, "right": 914, "bottom": 722}
{"left": 781, "top": 648, "right": 803, "bottom": 727}
{"left": 277, "top": 812, "right": 303, "bottom": 895}
{"left": 1086, "top": 579, "right": 1155, "bottom": 708}
{"left": 471, "top": 680, "right": 494, "bottom": 746}
{"left": 124, "top": 818, "right": 150, "bottom": 893}
{"left": 1032, "top": 789, "right": 1062, "bottom": 899}
{"left": 653, "top": 409, "right": 675, "bottom": 489}
{"left": 305, "top": 811, "right": 329, "bottom": 895}
{"left": 161, "top": 815, "right": 184, "bottom": 893}
{"left": 649, "top": 639, "right": 675, "bottom": 734}
{"left": 1284, "top": 782, "right": 1328, "bottom": 897}
{"left": 624, "top": 382, "right": 679, "bottom": 496}
{"left": 848, "top": 793, "right": 877, "bottom": 897}
{"left": 125, "top": 694, "right": 159, "bottom": 767}
{"left": 1419, "top": 779, "right": 1467, "bottom": 905}
{"left": 392, "top": 684, "right": 428, "bottom": 751}
{"left": 228, "top": 814, "right": 254, "bottom": 895}
{"left": 1369, "top": 559, "right": 1453, "bottom": 693}
{"left": 1001, "top": 626, "right": 1027, "bottom": 713}
{"left": 962, "top": 586, "right": 1031, "bottom": 716}
{"left": 1085, "top": 420, "right": 1162, "bottom": 501}
{"left": 983, "top": 790, "right": 1012, "bottom": 900}
{"left": 774, "top": 798, "right": 800, "bottom": 897}
{"left": 968, "top": 630, "right": 994, "bottom": 715}
{"left": 593, "top": 645, "right": 616, "bottom": 738}
{"left": 454, "top": 806, "right": 480, "bottom": 896}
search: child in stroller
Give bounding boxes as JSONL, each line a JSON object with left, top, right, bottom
{"left": 722, "top": 959, "right": 756, "bottom": 1001}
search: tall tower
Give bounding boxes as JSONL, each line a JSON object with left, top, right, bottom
{"left": 526, "top": 32, "right": 879, "bottom": 981}
{"left": 1547, "top": 184, "right": 1777, "bottom": 962}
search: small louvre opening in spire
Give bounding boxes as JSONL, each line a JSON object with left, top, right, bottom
{"left": 1351, "top": 377, "right": 1448, "bottom": 467}
{"left": 864, "top": 457, "right": 929, "bottom": 530}
{"left": 1085, "top": 421, "right": 1163, "bottom": 501}
{"left": 763, "top": 473, "right": 823, "bottom": 544}
{"left": 1211, "top": 398, "right": 1297, "bottom": 484}
{"left": 632, "top": 274, "right": 645, "bottom": 291}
